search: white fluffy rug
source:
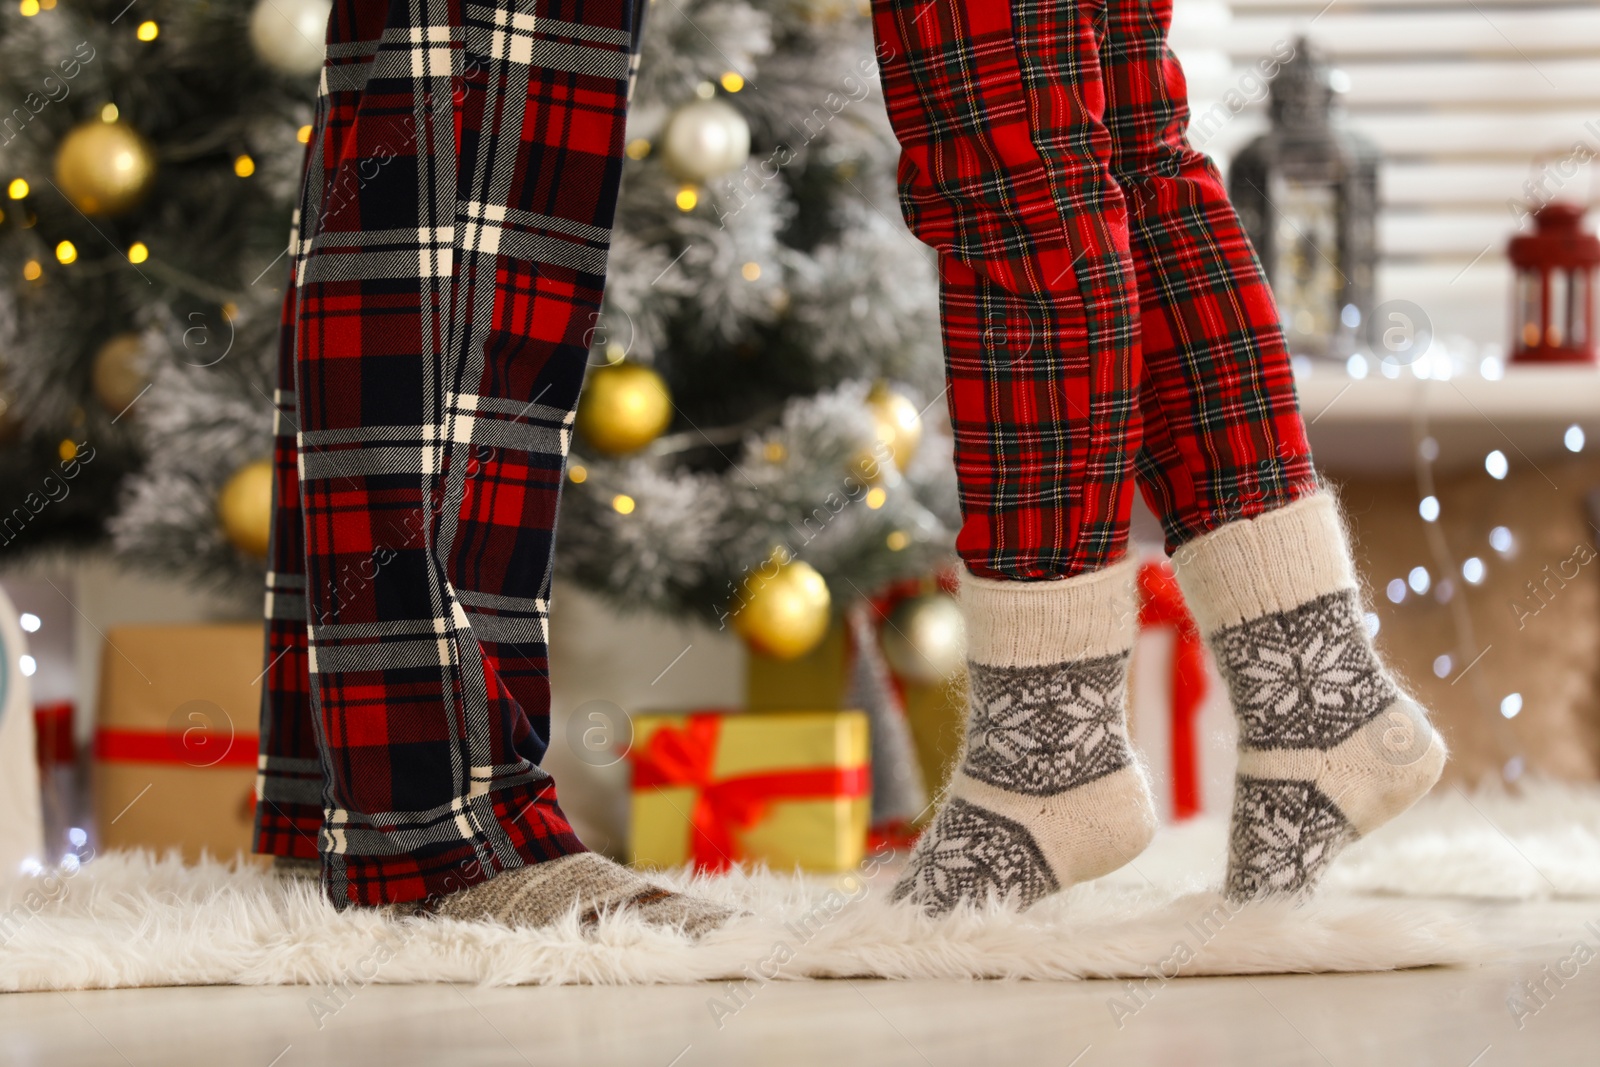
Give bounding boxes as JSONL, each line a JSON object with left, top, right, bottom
{"left": 1100, "top": 779, "right": 1600, "bottom": 901}
{"left": 1332, "top": 780, "right": 1600, "bottom": 899}
{"left": 1, "top": 781, "right": 1594, "bottom": 991}
{"left": 0, "top": 853, "right": 1482, "bottom": 992}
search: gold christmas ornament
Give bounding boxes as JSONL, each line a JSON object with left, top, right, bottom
{"left": 866, "top": 381, "right": 922, "bottom": 473}
{"left": 91, "top": 333, "right": 149, "bottom": 415}
{"left": 660, "top": 98, "right": 751, "bottom": 184}
{"left": 881, "top": 592, "right": 966, "bottom": 684}
{"left": 250, "top": 0, "right": 331, "bottom": 76}
{"left": 733, "top": 558, "right": 832, "bottom": 660}
{"left": 575, "top": 360, "right": 673, "bottom": 455}
{"left": 218, "top": 459, "right": 274, "bottom": 558}
{"left": 54, "top": 119, "right": 155, "bottom": 216}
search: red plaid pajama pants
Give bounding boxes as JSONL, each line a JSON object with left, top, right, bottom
{"left": 871, "top": 0, "right": 1317, "bottom": 579}
{"left": 254, "top": 0, "right": 642, "bottom": 907}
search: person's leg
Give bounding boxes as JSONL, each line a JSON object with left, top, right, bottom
{"left": 258, "top": 0, "right": 727, "bottom": 932}
{"left": 253, "top": 248, "right": 324, "bottom": 875}
{"left": 870, "top": 0, "right": 1157, "bottom": 915}
{"left": 1100, "top": 0, "right": 1445, "bottom": 899}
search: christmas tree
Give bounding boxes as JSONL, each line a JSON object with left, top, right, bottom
{"left": 2, "top": 0, "right": 962, "bottom": 754}
{"left": 87, "top": 0, "right": 963, "bottom": 650}
{"left": 0, "top": 0, "right": 320, "bottom": 566}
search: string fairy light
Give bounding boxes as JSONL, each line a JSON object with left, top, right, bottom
{"left": 1300, "top": 328, "right": 1540, "bottom": 783}
{"left": 1399, "top": 340, "right": 1537, "bottom": 780}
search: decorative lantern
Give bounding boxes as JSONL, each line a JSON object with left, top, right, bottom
{"left": 1230, "top": 36, "right": 1379, "bottom": 360}
{"left": 1508, "top": 202, "right": 1599, "bottom": 364}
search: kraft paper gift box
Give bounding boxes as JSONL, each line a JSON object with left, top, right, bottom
{"left": 628, "top": 709, "right": 870, "bottom": 873}
{"left": 94, "top": 623, "right": 263, "bottom": 862}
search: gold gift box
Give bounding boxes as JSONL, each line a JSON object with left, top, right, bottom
{"left": 628, "top": 709, "right": 870, "bottom": 873}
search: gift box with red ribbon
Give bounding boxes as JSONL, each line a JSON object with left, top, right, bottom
{"left": 93, "top": 623, "right": 262, "bottom": 862}
{"left": 628, "top": 709, "right": 871, "bottom": 873}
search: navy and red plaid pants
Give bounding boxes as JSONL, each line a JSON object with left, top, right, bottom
{"left": 871, "top": 0, "right": 1316, "bottom": 579}
{"left": 255, "top": 0, "right": 642, "bottom": 907}
{"left": 258, "top": 0, "right": 1316, "bottom": 906}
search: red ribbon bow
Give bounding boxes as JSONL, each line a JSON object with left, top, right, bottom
{"left": 630, "top": 712, "right": 870, "bottom": 872}
{"left": 1137, "top": 560, "right": 1208, "bottom": 821}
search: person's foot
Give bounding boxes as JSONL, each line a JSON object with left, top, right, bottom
{"left": 892, "top": 559, "right": 1158, "bottom": 915}
{"left": 410, "top": 852, "right": 737, "bottom": 937}
{"left": 1173, "top": 493, "right": 1448, "bottom": 901}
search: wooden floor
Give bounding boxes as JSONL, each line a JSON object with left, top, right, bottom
{"left": 1, "top": 899, "right": 1595, "bottom": 1066}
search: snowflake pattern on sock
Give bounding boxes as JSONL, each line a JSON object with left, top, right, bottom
{"left": 1212, "top": 590, "right": 1398, "bottom": 749}
{"left": 890, "top": 799, "right": 1060, "bottom": 914}
{"left": 962, "top": 654, "right": 1132, "bottom": 795}
{"left": 1226, "top": 778, "right": 1353, "bottom": 899}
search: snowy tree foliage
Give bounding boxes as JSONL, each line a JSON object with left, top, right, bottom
{"left": 0, "top": 0, "right": 311, "bottom": 563}
{"left": 563, "top": 0, "right": 957, "bottom": 626}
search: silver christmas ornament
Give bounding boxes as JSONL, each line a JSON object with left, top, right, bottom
{"left": 660, "top": 98, "right": 751, "bottom": 184}
{"left": 251, "top": 0, "right": 331, "bottom": 76}
{"left": 882, "top": 593, "right": 966, "bottom": 685}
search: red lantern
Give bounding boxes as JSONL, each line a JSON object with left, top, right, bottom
{"left": 1508, "top": 202, "right": 1600, "bottom": 364}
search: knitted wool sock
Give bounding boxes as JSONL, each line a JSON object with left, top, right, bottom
{"left": 1174, "top": 493, "right": 1447, "bottom": 900}
{"left": 892, "top": 558, "right": 1157, "bottom": 914}
{"left": 414, "top": 853, "right": 735, "bottom": 937}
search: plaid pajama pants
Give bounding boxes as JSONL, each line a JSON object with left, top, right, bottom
{"left": 258, "top": 0, "right": 1316, "bottom": 907}
{"left": 871, "top": 0, "right": 1317, "bottom": 579}
{"left": 254, "top": 0, "right": 643, "bottom": 907}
